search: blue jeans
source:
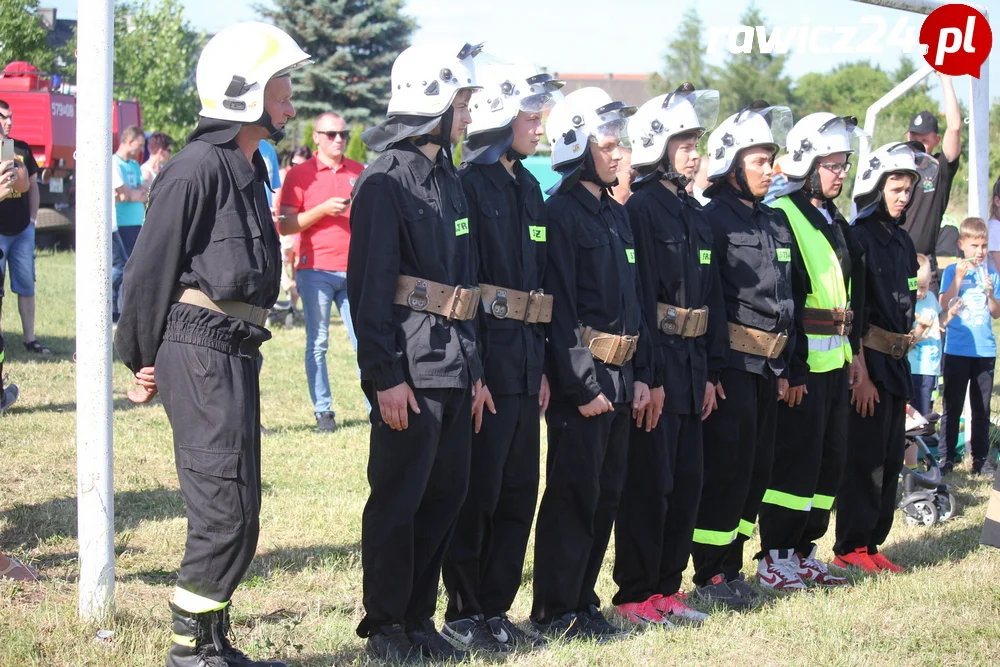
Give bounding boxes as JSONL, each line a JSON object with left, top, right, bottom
{"left": 111, "top": 231, "right": 127, "bottom": 321}
{"left": 0, "top": 223, "right": 36, "bottom": 297}
{"left": 297, "top": 269, "right": 359, "bottom": 415}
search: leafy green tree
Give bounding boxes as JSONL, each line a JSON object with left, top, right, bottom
{"left": 0, "top": 0, "right": 57, "bottom": 71}
{"left": 712, "top": 4, "right": 795, "bottom": 115}
{"left": 345, "top": 124, "right": 368, "bottom": 163}
{"left": 259, "top": 0, "right": 416, "bottom": 123}
{"left": 648, "top": 8, "right": 713, "bottom": 96}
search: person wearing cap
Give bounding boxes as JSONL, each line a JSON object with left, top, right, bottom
{"left": 900, "top": 74, "right": 962, "bottom": 272}
{"left": 833, "top": 141, "right": 937, "bottom": 574}
{"left": 529, "top": 87, "right": 651, "bottom": 641}
{"left": 438, "top": 55, "right": 562, "bottom": 653}
{"left": 114, "top": 22, "right": 309, "bottom": 667}
{"left": 346, "top": 42, "right": 485, "bottom": 662}
{"left": 609, "top": 83, "right": 725, "bottom": 626}
{"left": 689, "top": 101, "right": 803, "bottom": 609}
{"left": 755, "top": 114, "right": 868, "bottom": 590}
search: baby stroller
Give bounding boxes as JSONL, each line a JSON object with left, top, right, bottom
{"left": 900, "top": 406, "right": 956, "bottom": 526}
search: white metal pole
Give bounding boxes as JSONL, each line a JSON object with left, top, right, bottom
{"left": 75, "top": 0, "right": 116, "bottom": 621}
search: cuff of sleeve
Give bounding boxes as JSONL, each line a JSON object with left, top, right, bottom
{"left": 372, "top": 363, "right": 407, "bottom": 392}
{"left": 634, "top": 366, "right": 653, "bottom": 387}
{"left": 572, "top": 380, "right": 603, "bottom": 407}
{"left": 708, "top": 369, "right": 722, "bottom": 385}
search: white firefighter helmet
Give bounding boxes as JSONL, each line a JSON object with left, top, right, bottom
{"left": 852, "top": 141, "right": 938, "bottom": 201}
{"left": 782, "top": 113, "right": 867, "bottom": 180}
{"left": 196, "top": 22, "right": 311, "bottom": 123}
{"left": 466, "top": 55, "right": 564, "bottom": 138}
{"left": 706, "top": 103, "right": 793, "bottom": 181}
{"left": 628, "top": 84, "right": 720, "bottom": 170}
{"left": 387, "top": 42, "right": 484, "bottom": 118}
{"left": 546, "top": 87, "right": 636, "bottom": 171}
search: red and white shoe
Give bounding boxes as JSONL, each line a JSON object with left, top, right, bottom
{"left": 795, "top": 547, "right": 849, "bottom": 586}
{"left": 869, "top": 551, "right": 905, "bottom": 573}
{"left": 649, "top": 592, "right": 709, "bottom": 623}
{"left": 616, "top": 599, "right": 673, "bottom": 626}
{"left": 757, "top": 549, "right": 807, "bottom": 591}
{"left": 832, "top": 547, "right": 880, "bottom": 574}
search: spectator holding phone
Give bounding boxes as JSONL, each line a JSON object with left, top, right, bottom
{"left": 278, "top": 112, "right": 364, "bottom": 432}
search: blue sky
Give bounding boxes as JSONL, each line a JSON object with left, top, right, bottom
{"left": 43, "top": 0, "right": 996, "bottom": 105}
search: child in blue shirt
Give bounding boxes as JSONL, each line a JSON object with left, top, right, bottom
{"left": 908, "top": 254, "right": 942, "bottom": 418}
{"left": 938, "top": 217, "right": 1000, "bottom": 475}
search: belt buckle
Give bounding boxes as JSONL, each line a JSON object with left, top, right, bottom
{"left": 844, "top": 309, "right": 854, "bottom": 324}
{"left": 408, "top": 280, "right": 430, "bottom": 312}
{"left": 773, "top": 331, "right": 789, "bottom": 357}
{"left": 526, "top": 289, "right": 544, "bottom": 323}
{"left": 889, "top": 341, "right": 905, "bottom": 360}
{"left": 660, "top": 307, "right": 679, "bottom": 335}
{"left": 450, "top": 285, "right": 479, "bottom": 320}
{"left": 491, "top": 289, "right": 510, "bottom": 319}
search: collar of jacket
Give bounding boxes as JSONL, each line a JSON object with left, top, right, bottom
{"left": 187, "top": 118, "right": 270, "bottom": 190}
{"left": 858, "top": 204, "right": 905, "bottom": 246}
{"left": 716, "top": 184, "right": 766, "bottom": 222}
{"left": 788, "top": 189, "right": 846, "bottom": 230}
{"left": 568, "top": 181, "right": 612, "bottom": 214}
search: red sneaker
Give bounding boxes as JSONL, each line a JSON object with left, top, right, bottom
{"left": 649, "top": 593, "right": 709, "bottom": 623}
{"left": 832, "top": 547, "right": 880, "bottom": 574}
{"left": 616, "top": 599, "right": 672, "bottom": 626}
{"left": 869, "top": 551, "right": 905, "bottom": 573}
{"left": 757, "top": 550, "right": 808, "bottom": 590}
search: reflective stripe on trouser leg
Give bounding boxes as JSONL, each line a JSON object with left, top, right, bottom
{"left": 737, "top": 519, "right": 755, "bottom": 537}
{"left": 172, "top": 586, "right": 228, "bottom": 614}
{"left": 761, "top": 490, "right": 813, "bottom": 511}
{"left": 812, "top": 494, "right": 835, "bottom": 510}
{"left": 692, "top": 527, "right": 738, "bottom": 546}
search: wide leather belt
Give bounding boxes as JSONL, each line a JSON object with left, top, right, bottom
{"left": 657, "top": 303, "right": 709, "bottom": 338}
{"left": 803, "top": 307, "right": 854, "bottom": 336}
{"left": 174, "top": 287, "right": 269, "bottom": 327}
{"left": 728, "top": 323, "right": 788, "bottom": 359}
{"left": 479, "top": 283, "right": 553, "bottom": 323}
{"left": 863, "top": 325, "right": 916, "bottom": 360}
{"left": 394, "top": 276, "right": 480, "bottom": 321}
{"left": 581, "top": 326, "right": 639, "bottom": 367}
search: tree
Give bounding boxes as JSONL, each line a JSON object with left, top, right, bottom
{"left": 0, "top": 0, "right": 57, "bottom": 71}
{"left": 648, "top": 8, "right": 713, "bottom": 96}
{"left": 712, "top": 4, "right": 794, "bottom": 116}
{"left": 345, "top": 125, "right": 369, "bottom": 163}
{"left": 113, "top": 0, "right": 204, "bottom": 143}
{"left": 260, "top": 0, "right": 416, "bottom": 123}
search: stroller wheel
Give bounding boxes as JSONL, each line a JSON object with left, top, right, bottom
{"left": 904, "top": 500, "right": 938, "bottom": 527}
{"left": 934, "top": 491, "right": 956, "bottom": 522}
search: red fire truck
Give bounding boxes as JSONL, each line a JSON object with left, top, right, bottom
{"left": 0, "top": 62, "right": 142, "bottom": 244}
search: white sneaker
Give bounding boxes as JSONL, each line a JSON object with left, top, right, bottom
{"left": 795, "top": 546, "right": 849, "bottom": 586}
{"left": 757, "top": 549, "right": 807, "bottom": 591}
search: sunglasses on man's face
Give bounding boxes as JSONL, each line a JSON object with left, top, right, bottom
{"left": 316, "top": 130, "right": 351, "bottom": 141}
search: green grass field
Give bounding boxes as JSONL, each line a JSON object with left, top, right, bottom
{"left": 1, "top": 251, "right": 998, "bottom": 666}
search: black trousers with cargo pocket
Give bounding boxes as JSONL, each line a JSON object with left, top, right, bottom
{"left": 156, "top": 339, "right": 263, "bottom": 604}
{"left": 356, "top": 383, "right": 473, "bottom": 637}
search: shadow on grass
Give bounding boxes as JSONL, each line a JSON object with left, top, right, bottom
{"left": 0, "top": 334, "right": 77, "bottom": 363}
{"left": 6, "top": 395, "right": 154, "bottom": 415}
{"left": 882, "top": 520, "right": 985, "bottom": 568}
{"left": 0, "top": 487, "right": 185, "bottom": 546}
{"left": 290, "top": 647, "right": 368, "bottom": 667}
{"left": 247, "top": 542, "right": 362, "bottom": 579}
{"left": 269, "top": 419, "right": 371, "bottom": 434}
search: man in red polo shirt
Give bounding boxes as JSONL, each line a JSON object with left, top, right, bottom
{"left": 279, "top": 111, "right": 364, "bottom": 432}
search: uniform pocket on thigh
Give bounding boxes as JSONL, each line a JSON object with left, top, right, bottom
{"left": 176, "top": 447, "right": 245, "bottom": 533}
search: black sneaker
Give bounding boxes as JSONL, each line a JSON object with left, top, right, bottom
{"left": 694, "top": 574, "right": 752, "bottom": 610}
{"left": 530, "top": 612, "right": 579, "bottom": 641}
{"left": 315, "top": 411, "right": 337, "bottom": 433}
{"left": 487, "top": 613, "right": 546, "bottom": 648}
{"left": 939, "top": 460, "right": 955, "bottom": 476}
{"left": 0, "top": 383, "right": 18, "bottom": 415}
{"left": 727, "top": 573, "right": 767, "bottom": 603}
{"left": 408, "top": 623, "right": 470, "bottom": 662}
{"left": 576, "top": 605, "right": 630, "bottom": 642}
{"left": 440, "top": 616, "right": 509, "bottom": 654}
{"left": 366, "top": 623, "right": 416, "bottom": 663}
{"left": 972, "top": 458, "right": 986, "bottom": 476}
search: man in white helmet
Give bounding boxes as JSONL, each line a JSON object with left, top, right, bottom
{"left": 114, "top": 22, "right": 309, "bottom": 667}
{"left": 833, "top": 141, "right": 936, "bottom": 574}
{"left": 438, "top": 54, "right": 562, "bottom": 653}
{"left": 529, "top": 87, "right": 651, "bottom": 641}
{"left": 610, "top": 83, "right": 726, "bottom": 626}
{"left": 755, "top": 114, "right": 868, "bottom": 590}
{"left": 690, "top": 101, "right": 804, "bottom": 609}
{"left": 346, "top": 42, "right": 485, "bottom": 662}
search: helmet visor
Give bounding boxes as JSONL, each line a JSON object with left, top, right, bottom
{"left": 664, "top": 89, "right": 720, "bottom": 133}
{"left": 817, "top": 115, "right": 868, "bottom": 156}
{"left": 519, "top": 84, "right": 564, "bottom": 113}
{"left": 592, "top": 118, "right": 631, "bottom": 148}
{"left": 760, "top": 106, "right": 793, "bottom": 149}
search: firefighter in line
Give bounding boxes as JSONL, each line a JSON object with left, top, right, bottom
{"left": 833, "top": 141, "right": 937, "bottom": 573}
{"left": 755, "top": 113, "right": 868, "bottom": 589}
{"left": 439, "top": 54, "right": 563, "bottom": 653}
{"left": 690, "top": 102, "right": 805, "bottom": 609}
{"left": 611, "top": 83, "right": 727, "bottom": 625}
{"left": 115, "top": 22, "right": 309, "bottom": 667}
{"left": 530, "top": 87, "right": 651, "bottom": 641}
{"left": 346, "top": 42, "right": 485, "bottom": 662}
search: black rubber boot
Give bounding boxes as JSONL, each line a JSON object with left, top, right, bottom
{"left": 165, "top": 602, "right": 287, "bottom": 667}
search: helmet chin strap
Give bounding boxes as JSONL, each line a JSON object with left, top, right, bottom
{"left": 579, "top": 145, "right": 618, "bottom": 190}
{"left": 657, "top": 156, "right": 690, "bottom": 190}
{"left": 253, "top": 110, "right": 286, "bottom": 142}
{"left": 415, "top": 107, "right": 455, "bottom": 162}
{"left": 802, "top": 168, "right": 835, "bottom": 202}
{"left": 732, "top": 166, "right": 761, "bottom": 203}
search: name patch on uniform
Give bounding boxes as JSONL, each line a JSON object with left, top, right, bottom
{"left": 700, "top": 249, "right": 712, "bottom": 264}
{"left": 455, "top": 218, "right": 469, "bottom": 235}
{"left": 529, "top": 226, "right": 546, "bottom": 242}
{"left": 776, "top": 248, "right": 791, "bottom": 262}
{"left": 626, "top": 248, "right": 636, "bottom": 263}
{"left": 908, "top": 277, "right": 918, "bottom": 291}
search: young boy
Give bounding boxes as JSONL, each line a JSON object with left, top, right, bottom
{"left": 909, "top": 254, "right": 942, "bottom": 418}
{"left": 937, "top": 217, "right": 1000, "bottom": 475}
